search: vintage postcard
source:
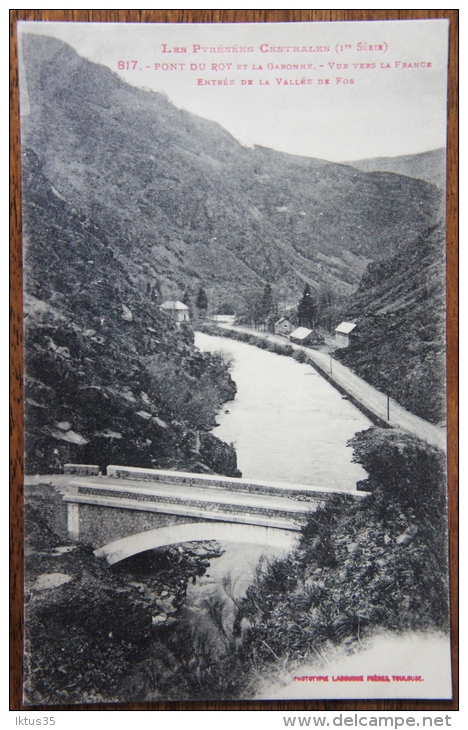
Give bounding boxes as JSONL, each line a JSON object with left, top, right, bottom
{"left": 18, "top": 19, "right": 451, "bottom": 703}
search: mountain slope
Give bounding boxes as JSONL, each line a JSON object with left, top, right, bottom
{"left": 343, "top": 148, "right": 446, "bottom": 190}
{"left": 334, "top": 223, "right": 446, "bottom": 424}
{"left": 20, "top": 33, "right": 443, "bottom": 307}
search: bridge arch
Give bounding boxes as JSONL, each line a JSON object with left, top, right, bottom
{"left": 94, "top": 522, "right": 299, "bottom": 564}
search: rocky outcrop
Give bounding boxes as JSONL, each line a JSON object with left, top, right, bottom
{"left": 199, "top": 432, "right": 241, "bottom": 478}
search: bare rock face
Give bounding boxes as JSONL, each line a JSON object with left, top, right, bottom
{"left": 35, "top": 573, "right": 74, "bottom": 590}
{"left": 154, "top": 595, "right": 177, "bottom": 615}
{"left": 396, "top": 525, "right": 419, "bottom": 545}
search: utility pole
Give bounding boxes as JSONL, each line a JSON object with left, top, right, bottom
{"left": 387, "top": 393, "right": 390, "bottom": 422}
{"left": 330, "top": 354, "right": 333, "bottom": 376}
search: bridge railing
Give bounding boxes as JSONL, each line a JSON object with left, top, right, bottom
{"left": 103, "top": 464, "right": 369, "bottom": 499}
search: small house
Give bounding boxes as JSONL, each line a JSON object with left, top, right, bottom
{"left": 274, "top": 317, "right": 294, "bottom": 336}
{"left": 289, "top": 327, "right": 314, "bottom": 345}
{"left": 335, "top": 321, "right": 357, "bottom": 348}
{"left": 159, "top": 300, "right": 190, "bottom": 326}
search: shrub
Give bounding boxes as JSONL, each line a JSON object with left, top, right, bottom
{"left": 293, "top": 349, "right": 307, "bottom": 363}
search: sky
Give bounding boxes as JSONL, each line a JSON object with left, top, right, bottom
{"left": 18, "top": 20, "right": 449, "bottom": 162}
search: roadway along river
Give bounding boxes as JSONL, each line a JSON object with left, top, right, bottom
{"left": 195, "top": 332, "right": 371, "bottom": 493}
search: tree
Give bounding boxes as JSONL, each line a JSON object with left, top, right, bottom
{"left": 261, "top": 282, "right": 273, "bottom": 316}
{"left": 182, "top": 286, "right": 192, "bottom": 317}
{"left": 297, "top": 283, "right": 316, "bottom": 328}
{"left": 182, "top": 286, "right": 192, "bottom": 308}
{"left": 316, "top": 284, "right": 342, "bottom": 332}
{"left": 196, "top": 285, "right": 208, "bottom": 312}
{"left": 260, "top": 281, "right": 276, "bottom": 330}
{"left": 243, "top": 290, "right": 264, "bottom": 328}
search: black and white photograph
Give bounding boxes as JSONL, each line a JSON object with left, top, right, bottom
{"left": 17, "top": 19, "right": 452, "bottom": 704}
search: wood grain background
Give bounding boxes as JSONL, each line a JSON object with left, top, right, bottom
{"left": 9, "top": 9, "right": 458, "bottom": 713}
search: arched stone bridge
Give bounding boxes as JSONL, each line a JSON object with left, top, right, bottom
{"left": 53, "top": 464, "right": 369, "bottom": 564}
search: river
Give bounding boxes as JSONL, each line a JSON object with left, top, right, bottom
{"left": 195, "top": 331, "right": 371, "bottom": 492}
{"left": 119, "top": 332, "right": 373, "bottom": 698}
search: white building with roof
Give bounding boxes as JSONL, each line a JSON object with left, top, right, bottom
{"left": 274, "top": 317, "right": 294, "bottom": 336}
{"left": 335, "top": 321, "right": 357, "bottom": 347}
{"left": 289, "top": 327, "right": 314, "bottom": 345}
{"left": 159, "top": 300, "right": 190, "bottom": 326}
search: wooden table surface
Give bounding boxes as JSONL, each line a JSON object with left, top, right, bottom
{"left": 9, "top": 8, "right": 458, "bottom": 713}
